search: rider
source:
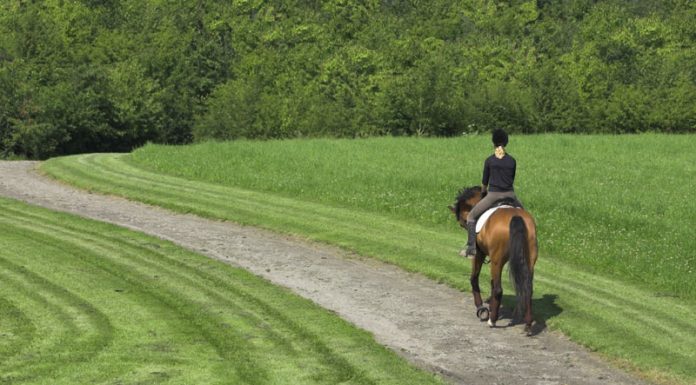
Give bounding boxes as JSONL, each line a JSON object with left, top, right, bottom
{"left": 462, "top": 128, "right": 523, "bottom": 259}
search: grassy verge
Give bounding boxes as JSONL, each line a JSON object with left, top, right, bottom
{"left": 41, "top": 134, "right": 696, "bottom": 384}
{"left": 0, "top": 197, "right": 444, "bottom": 385}
{"left": 126, "top": 135, "right": 696, "bottom": 299}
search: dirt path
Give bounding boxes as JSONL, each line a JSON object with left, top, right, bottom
{"left": 0, "top": 161, "right": 649, "bottom": 385}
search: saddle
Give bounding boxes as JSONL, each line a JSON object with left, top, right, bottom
{"left": 475, "top": 198, "right": 522, "bottom": 233}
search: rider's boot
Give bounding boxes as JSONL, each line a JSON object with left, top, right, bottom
{"left": 459, "top": 220, "right": 477, "bottom": 259}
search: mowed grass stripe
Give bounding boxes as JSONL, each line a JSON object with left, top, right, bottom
{"left": 1, "top": 204, "right": 376, "bottom": 383}
{"left": 41, "top": 151, "right": 696, "bottom": 384}
{"left": 0, "top": 276, "right": 111, "bottom": 384}
{"left": 0, "top": 198, "right": 444, "bottom": 385}
{"left": 91, "top": 152, "right": 458, "bottom": 248}
{"left": 2, "top": 206, "right": 380, "bottom": 382}
{"left": 48, "top": 154, "right": 468, "bottom": 282}
{"left": 47, "top": 156, "right": 468, "bottom": 282}
{"left": 79, "top": 153, "right": 459, "bottom": 250}
{"left": 1, "top": 209, "right": 352, "bottom": 384}
{"left": 0, "top": 266, "right": 84, "bottom": 376}
{"left": 536, "top": 279, "right": 696, "bottom": 378}
{"left": 0, "top": 218, "right": 241, "bottom": 384}
{"left": 537, "top": 269, "right": 696, "bottom": 336}
{"left": 0, "top": 231, "right": 115, "bottom": 383}
{"left": 536, "top": 273, "right": 695, "bottom": 362}
{"left": 530, "top": 264, "right": 696, "bottom": 376}
{"left": 0, "top": 297, "right": 36, "bottom": 366}
{"left": 530, "top": 266, "right": 696, "bottom": 379}
{"left": 532, "top": 260, "right": 696, "bottom": 333}
{"left": 0, "top": 214, "right": 270, "bottom": 383}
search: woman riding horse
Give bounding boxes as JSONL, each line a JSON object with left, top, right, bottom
{"left": 462, "top": 129, "right": 522, "bottom": 259}
{"left": 450, "top": 130, "right": 538, "bottom": 334}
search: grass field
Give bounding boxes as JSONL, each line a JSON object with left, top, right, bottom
{"left": 41, "top": 134, "right": 696, "bottom": 384}
{"left": 0, "top": 197, "right": 444, "bottom": 385}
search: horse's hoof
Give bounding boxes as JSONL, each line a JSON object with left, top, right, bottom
{"left": 476, "top": 306, "right": 489, "bottom": 321}
{"left": 487, "top": 319, "right": 496, "bottom": 328}
{"left": 524, "top": 325, "right": 533, "bottom": 336}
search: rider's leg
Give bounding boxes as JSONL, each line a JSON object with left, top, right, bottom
{"left": 465, "top": 220, "right": 477, "bottom": 258}
{"left": 461, "top": 193, "right": 499, "bottom": 258}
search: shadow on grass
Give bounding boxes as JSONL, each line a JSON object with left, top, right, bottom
{"left": 496, "top": 293, "right": 562, "bottom": 336}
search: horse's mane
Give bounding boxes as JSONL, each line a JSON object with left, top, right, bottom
{"left": 453, "top": 186, "right": 484, "bottom": 221}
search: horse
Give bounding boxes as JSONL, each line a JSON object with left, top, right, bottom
{"left": 449, "top": 186, "right": 538, "bottom": 335}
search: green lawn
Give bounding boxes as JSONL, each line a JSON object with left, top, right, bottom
{"left": 41, "top": 134, "right": 696, "bottom": 384}
{"left": 0, "top": 197, "right": 444, "bottom": 385}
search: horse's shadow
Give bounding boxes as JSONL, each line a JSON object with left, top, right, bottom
{"left": 494, "top": 294, "right": 562, "bottom": 336}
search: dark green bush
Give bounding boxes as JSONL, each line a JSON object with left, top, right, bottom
{"left": 1, "top": 0, "right": 695, "bottom": 158}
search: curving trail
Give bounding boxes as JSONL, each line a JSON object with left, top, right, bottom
{"left": 0, "top": 161, "right": 651, "bottom": 385}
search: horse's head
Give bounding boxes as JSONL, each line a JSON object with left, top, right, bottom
{"left": 448, "top": 186, "right": 484, "bottom": 229}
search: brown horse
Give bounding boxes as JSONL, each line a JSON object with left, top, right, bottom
{"left": 449, "top": 186, "right": 538, "bottom": 335}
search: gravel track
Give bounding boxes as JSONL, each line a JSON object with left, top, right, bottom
{"left": 0, "top": 161, "right": 650, "bottom": 385}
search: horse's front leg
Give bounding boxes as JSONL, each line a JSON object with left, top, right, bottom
{"left": 470, "top": 253, "right": 487, "bottom": 321}
{"left": 488, "top": 261, "right": 503, "bottom": 327}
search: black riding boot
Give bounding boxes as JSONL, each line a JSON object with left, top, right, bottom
{"left": 462, "top": 220, "right": 477, "bottom": 258}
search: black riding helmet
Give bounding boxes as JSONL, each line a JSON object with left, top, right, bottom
{"left": 492, "top": 129, "right": 508, "bottom": 147}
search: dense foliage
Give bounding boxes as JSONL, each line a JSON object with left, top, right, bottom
{"left": 2, "top": 1, "right": 695, "bottom": 158}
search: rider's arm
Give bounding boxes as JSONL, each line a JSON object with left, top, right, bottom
{"left": 481, "top": 158, "right": 490, "bottom": 194}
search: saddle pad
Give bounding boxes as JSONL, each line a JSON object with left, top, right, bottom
{"left": 476, "top": 205, "right": 514, "bottom": 233}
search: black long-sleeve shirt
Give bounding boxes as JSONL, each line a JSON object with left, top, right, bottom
{"left": 482, "top": 154, "right": 516, "bottom": 192}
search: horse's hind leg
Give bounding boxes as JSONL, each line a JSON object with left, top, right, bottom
{"left": 524, "top": 278, "right": 534, "bottom": 334}
{"left": 488, "top": 262, "right": 503, "bottom": 327}
{"left": 524, "top": 264, "right": 535, "bottom": 334}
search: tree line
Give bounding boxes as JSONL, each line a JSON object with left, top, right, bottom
{"left": 1, "top": 0, "right": 695, "bottom": 159}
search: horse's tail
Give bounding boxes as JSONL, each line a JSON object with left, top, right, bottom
{"left": 508, "top": 216, "right": 532, "bottom": 318}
